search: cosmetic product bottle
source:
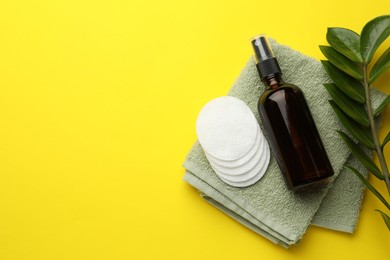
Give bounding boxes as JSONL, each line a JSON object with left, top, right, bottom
{"left": 251, "top": 35, "right": 334, "bottom": 190}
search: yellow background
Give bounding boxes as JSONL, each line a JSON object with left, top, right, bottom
{"left": 0, "top": 0, "right": 389, "bottom": 259}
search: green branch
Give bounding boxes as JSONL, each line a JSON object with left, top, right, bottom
{"left": 320, "top": 15, "right": 390, "bottom": 230}
{"left": 363, "top": 64, "right": 390, "bottom": 195}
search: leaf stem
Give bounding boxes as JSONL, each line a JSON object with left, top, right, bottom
{"left": 363, "top": 64, "right": 390, "bottom": 196}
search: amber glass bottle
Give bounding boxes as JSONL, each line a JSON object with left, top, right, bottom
{"left": 251, "top": 35, "right": 334, "bottom": 190}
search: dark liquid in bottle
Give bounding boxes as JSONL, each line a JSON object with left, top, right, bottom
{"left": 252, "top": 34, "right": 334, "bottom": 190}
{"left": 258, "top": 78, "right": 334, "bottom": 189}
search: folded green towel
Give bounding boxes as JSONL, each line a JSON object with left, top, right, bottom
{"left": 183, "top": 39, "right": 386, "bottom": 247}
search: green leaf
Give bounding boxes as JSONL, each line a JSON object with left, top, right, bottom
{"left": 329, "top": 100, "right": 374, "bottom": 149}
{"left": 360, "top": 15, "right": 390, "bottom": 63}
{"left": 327, "top": 28, "right": 363, "bottom": 63}
{"left": 321, "top": 61, "right": 365, "bottom": 103}
{"left": 370, "top": 47, "right": 390, "bottom": 83}
{"left": 382, "top": 131, "right": 390, "bottom": 148}
{"left": 324, "top": 83, "right": 369, "bottom": 127}
{"left": 375, "top": 210, "right": 390, "bottom": 231}
{"left": 320, "top": 45, "right": 363, "bottom": 80}
{"left": 345, "top": 165, "right": 390, "bottom": 210}
{"left": 337, "top": 131, "right": 383, "bottom": 180}
{"left": 374, "top": 95, "right": 390, "bottom": 117}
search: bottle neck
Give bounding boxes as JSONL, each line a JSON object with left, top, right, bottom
{"left": 262, "top": 73, "right": 284, "bottom": 90}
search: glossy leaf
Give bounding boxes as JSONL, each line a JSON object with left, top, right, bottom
{"left": 382, "top": 131, "right": 390, "bottom": 148}
{"left": 374, "top": 95, "right": 390, "bottom": 117}
{"left": 345, "top": 165, "right": 390, "bottom": 210}
{"left": 329, "top": 100, "right": 374, "bottom": 149}
{"left": 320, "top": 45, "right": 363, "bottom": 80}
{"left": 324, "top": 83, "right": 369, "bottom": 126}
{"left": 327, "top": 28, "right": 363, "bottom": 63}
{"left": 321, "top": 61, "right": 365, "bottom": 103}
{"left": 360, "top": 15, "right": 390, "bottom": 63}
{"left": 338, "top": 131, "right": 383, "bottom": 180}
{"left": 370, "top": 47, "right": 390, "bottom": 83}
{"left": 376, "top": 210, "right": 390, "bottom": 231}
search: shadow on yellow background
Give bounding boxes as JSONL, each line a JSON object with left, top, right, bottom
{"left": 0, "top": 0, "right": 389, "bottom": 259}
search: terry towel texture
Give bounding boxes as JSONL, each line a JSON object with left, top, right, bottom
{"left": 183, "top": 39, "right": 386, "bottom": 247}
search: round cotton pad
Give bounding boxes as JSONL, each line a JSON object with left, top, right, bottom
{"left": 207, "top": 131, "right": 265, "bottom": 176}
{"left": 216, "top": 146, "right": 270, "bottom": 187}
{"left": 210, "top": 139, "right": 269, "bottom": 182}
{"left": 206, "top": 126, "right": 261, "bottom": 168}
{"left": 196, "top": 96, "right": 258, "bottom": 161}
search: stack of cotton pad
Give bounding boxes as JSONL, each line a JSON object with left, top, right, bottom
{"left": 196, "top": 96, "right": 270, "bottom": 187}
